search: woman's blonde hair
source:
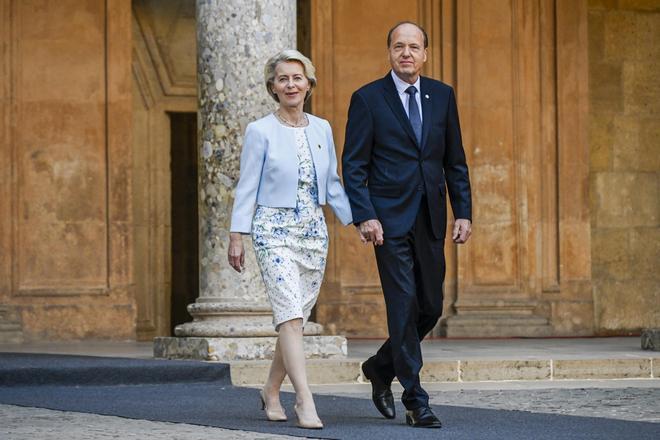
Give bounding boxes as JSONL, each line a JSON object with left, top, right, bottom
{"left": 264, "top": 49, "right": 317, "bottom": 102}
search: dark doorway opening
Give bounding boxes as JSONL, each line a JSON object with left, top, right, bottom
{"left": 169, "top": 112, "right": 199, "bottom": 335}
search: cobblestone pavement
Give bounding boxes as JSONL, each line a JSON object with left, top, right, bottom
{"left": 428, "top": 386, "right": 660, "bottom": 423}
{"left": 0, "top": 404, "right": 303, "bottom": 440}
{"left": 313, "top": 380, "right": 660, "bottom": 423}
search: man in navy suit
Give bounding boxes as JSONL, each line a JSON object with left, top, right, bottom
{"left": 342, "top": 21, "right": 472, "bottom": 428}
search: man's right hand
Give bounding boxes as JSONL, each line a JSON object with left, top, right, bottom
{"left": 358, "top": 219, "right": 384, "bottom": 246}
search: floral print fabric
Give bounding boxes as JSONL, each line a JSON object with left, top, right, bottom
{"left": 252, "top": 127, "right": 328, "bottom": 330}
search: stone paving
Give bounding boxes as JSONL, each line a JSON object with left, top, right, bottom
{"left": 0, "top": 404, "right": 300, "bottom": 440}
{"left": 2, "top": 381, "right": 658, "bottom": 439}
{"left": 428, "top": 386, "right": 660, "bottom": 423}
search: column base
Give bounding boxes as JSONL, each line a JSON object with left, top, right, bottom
{"left": 153, "top": 335, "right": 348, "bottom": 361}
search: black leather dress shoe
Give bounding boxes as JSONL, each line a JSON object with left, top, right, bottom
{"left": 361, "top": 359, "right": 395, "bottom": 419}
{"left": 405, "top": 406, "right": 442, "bottom": 428}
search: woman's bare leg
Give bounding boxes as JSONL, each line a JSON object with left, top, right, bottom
{"left": 262, "top": 338, "right": 286, "bottom": 416}
{"left": 278, "top": 318, "right": 322, "bottom": 427}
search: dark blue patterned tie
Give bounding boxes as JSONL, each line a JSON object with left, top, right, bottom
{"left": 405, "top": 86, "right": 422, "bottom": 146}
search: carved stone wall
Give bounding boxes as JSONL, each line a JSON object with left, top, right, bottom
{"left": 132, "top": 0, "right": 197, "bottom": 339}
{"left": 311, "top": 0, "right": 594, "bottom": 338}
{"left": 1, "top": 0, "right": 655, "bottom": 341}
{"left": 0, "top": 0, "right": 133, "bottom": 341}
{"left": 588, "top": 0, "right": 660, "bottom": 334}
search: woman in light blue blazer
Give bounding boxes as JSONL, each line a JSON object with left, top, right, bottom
{"left": 228, "top": 49, "right": 352, "bottom": 430}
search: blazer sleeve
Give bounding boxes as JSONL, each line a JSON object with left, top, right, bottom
{"left": 341, "top": 91, "right": 378, "bottom": 224}
{"left": 443, "top": 87, "right": 472, "bottom": 221}
{"left": 324, "top": 120, "right": 353, "bottom": 225}
{"left": 230, "top": 123, "right": 266, "bottom": 233}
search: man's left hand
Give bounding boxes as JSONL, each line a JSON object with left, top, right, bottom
{"left": 452, "top": 219, "right": 472, "bottom": 244}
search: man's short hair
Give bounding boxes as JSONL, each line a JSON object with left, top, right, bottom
{"left": 387, "top": 21, "right": 428, "bottom": 48}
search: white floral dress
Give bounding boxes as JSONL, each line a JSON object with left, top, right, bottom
{"left": 251, "top": 126, "right": 328, "bottom": 330}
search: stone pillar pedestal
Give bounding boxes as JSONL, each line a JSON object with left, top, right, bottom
{"left": 154, "top": 0, "right": 346, "bottom": 361}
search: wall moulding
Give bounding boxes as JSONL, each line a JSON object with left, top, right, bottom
{"left": 132, "top": 1, "right": 196, "bottom": 97}
{"left": 10, "top": 0, "right": 111, "bottom": 295}
{"left": 131, "top": 0, "right": 197, "bottom": 340}
{"left": 446, "top": 0, "right": 592, "bottom": 336}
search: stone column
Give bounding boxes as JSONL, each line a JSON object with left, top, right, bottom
{"left": 154, "top": 0, "right": 346, "bottom": 361}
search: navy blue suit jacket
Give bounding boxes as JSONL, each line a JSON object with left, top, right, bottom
{"left": 342, "top": 72, "right": 472, "bottom": 239}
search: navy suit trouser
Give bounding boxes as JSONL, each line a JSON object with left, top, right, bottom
{"left": 370, "top": 197, "right": 446, "bottom": 410}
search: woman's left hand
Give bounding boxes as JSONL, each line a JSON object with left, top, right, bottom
{"left": 228, "top": 233, "right": 245, "bottom": 272}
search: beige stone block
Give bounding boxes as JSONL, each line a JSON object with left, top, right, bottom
{"left": 560, "top": 221, "right": 592, "bottom": 280}
{"left": 608, "top": 115, "right": 660, "bottom": 174}
{"left": 230, "top": 359, "right": 361, "bottom": 386}
{"left": 587, "top": 0, "right": 618, "bottom": 9}
{"left": 611, "top": 116, "right": 640, "bottom": 171}
{"left": 471, "top": 163, "right": 515, "bottom": 222}
{"left": 654, "top": 358, "right": 659, "bottom": 378}
{"left": 617, "top": 0, "right": 660, "bottom": 11}
{"left": 636, "top": 117, "right": 660, "bottom": 171}
{"left": 229, "top": 360, "right": 271, "bottom": 385}
{"left": 470, "top": 107, "right": 514, "bottom": 167}
{"left": 109, "top": 222, "right": 132, "bottom": 284}
{"left": 603, "top": 11, "right": 638, "bottom": 61}
{"left": 550, "top": 301, "right": 595, "bottom": 335}
{"left": 336, "top": 225, "right": 380, "bottom": 286}
{"left": 588, "top": 10, "right": 606, "bottom": 61}
{"left": 17, "top": 0, "right": 104, "bottom": 40}
{"left": 589, "top": 62, "right": 623, "bottom": 112}
{"left": 594, "top": 279, "right": 660, "bottom": 331}
{"left": 18, "top": 220, "right": 107, "bottom": 288}
{"left": 635, "top": 13, "right": 660, "bottom": 60}
{"left": 21, "top": 303, "right": 135, "bottom": 341}
{"left": 316, "top": 299, "right": 389, "bottom": 338}
{"left": 20, "top": 39, "right": 105, "bottom": 102}
{"left": 420, "top": 361, "right": 459, "bottom": 382}
{"left": 553, "top": 358, "right": 652, "bottom": 379}
{"left": 306, "top": 360, "right": 362, "bottom": 384}
{"left": 460, "top": 360, "right": 551, "bottom": 382}
{"left": 623, "top": 61, "right": 660, "bottom": 115}
{"left": 591, "top": 227, "right": 631, "bottom": 280}
{"left": 470, "top": 223, "right": 517, "bottom": 285}
{"left": 593, "top": 172, "right": 659, "bottom": 228}
{"left": 629, "top": 228, "right": 660, "bottom": 280}
{"left": 589, "top": 112, "right": 613, "bottom": 171}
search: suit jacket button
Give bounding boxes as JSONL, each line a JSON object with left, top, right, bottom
{"left": 417, "top": 185, "right": 424, "bottom": 191}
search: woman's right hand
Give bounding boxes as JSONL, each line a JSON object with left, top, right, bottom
{"left": 228, "top": 232, "right": 245, "bottom": 272}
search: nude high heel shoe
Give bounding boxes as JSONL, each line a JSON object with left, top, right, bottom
{"left": 294, "top": 404, "right": 324, "bottom": 429}
{"left": 259, "top": 390, "right": 287, "bottom": 422}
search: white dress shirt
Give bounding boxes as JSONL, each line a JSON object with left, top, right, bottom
{"left": 390, "top": 70, "right": 423, "bottom": 123}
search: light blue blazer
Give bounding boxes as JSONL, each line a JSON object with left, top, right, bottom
{"left": 230, "top": 113, "right": 353, "bottom": 233}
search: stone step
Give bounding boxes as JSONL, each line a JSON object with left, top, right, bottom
{"left": 446, "top": 315, "right": 553, "bottom": 337}
{"left": 229, "top": 357, "right": 659, "bottom": 386}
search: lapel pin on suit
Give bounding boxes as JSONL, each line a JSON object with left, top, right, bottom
{"left": 318, "top": 144, "right": 322, "bottom": 149}
{"left": 425, "top": 94, "right": 430, "bottom": 99}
